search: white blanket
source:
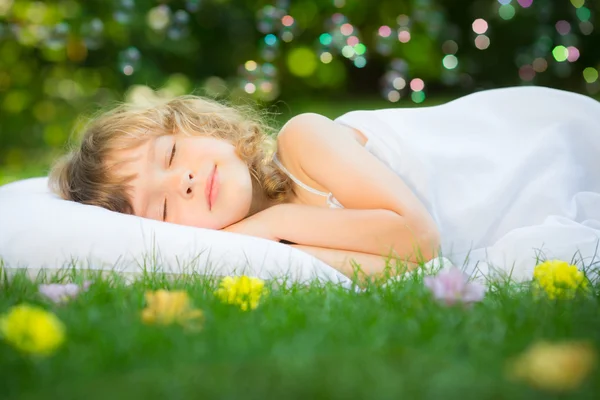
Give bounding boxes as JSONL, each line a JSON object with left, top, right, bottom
{"left": 336, "top": 86, "right": 600, "bottom": 282}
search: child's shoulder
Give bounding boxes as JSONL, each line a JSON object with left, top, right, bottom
{"left": 276, "top": 113, "right": 367, "bottom": 152}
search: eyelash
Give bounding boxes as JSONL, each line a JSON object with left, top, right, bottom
{"left": 163, "top": 142, "right": 177, "bottom": 221}
{"left": 169, "top": 142, "right": 177, "bottom": 166}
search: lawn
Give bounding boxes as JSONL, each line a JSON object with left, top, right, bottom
{"left": 0, "top": 262, "right": 598, "bottom": 400}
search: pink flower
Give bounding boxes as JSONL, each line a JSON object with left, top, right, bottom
{"left": 424, "top": 267, "right": 486, "bottom": 306}
{"left": 38, "top": 281, "right": 92, "bottom": 304}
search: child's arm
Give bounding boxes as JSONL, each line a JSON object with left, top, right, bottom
{"left": 275, "top": 113, "right": 441, "bottom": 262}
{"left": 272, "top": 203, "right": 439, "bottom": 264}
{"left": 289, "top": 244, "right": 421, "bottom": 283}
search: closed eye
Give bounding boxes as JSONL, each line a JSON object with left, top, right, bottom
{"left": 168, "top": 142, "right": 177, "bottom": 166}
{"left": 163, "top": 142, "right": 176, "bottom": 222}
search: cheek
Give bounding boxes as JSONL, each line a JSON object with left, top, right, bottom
{"left": 227, "top": 166, "right": 253, "bottom": 211}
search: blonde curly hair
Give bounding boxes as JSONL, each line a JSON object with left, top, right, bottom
{"left": 48, "top": 95, "right": 292, "bottom": 218}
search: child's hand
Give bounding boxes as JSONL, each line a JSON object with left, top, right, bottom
{"left": 221, "top": 207, "right": 281, "bottom": 242}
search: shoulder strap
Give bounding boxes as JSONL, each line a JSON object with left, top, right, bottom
{"left": 272, "top": 153, "right": 329, "bottom": 197}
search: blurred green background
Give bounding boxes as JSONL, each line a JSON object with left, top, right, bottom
{"left": 0, "top": 0, "right": 599, "bottom": 185}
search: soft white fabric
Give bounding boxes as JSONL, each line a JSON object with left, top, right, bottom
{"left": 336, "top": 86, "right": 600, "bottom": 282}
{"left": 0, "top": 177, "right": 354, "bottom": 286}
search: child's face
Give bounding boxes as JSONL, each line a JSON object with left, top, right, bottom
{"left": 111, "top": 133, "right": 254, "bottom": 230}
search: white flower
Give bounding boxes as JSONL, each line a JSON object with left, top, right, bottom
{"left": 38, "top": 281, "right": 92, "bottom": 304}
{"left": 424, "top": 267, "right": 486, "bottom": 306}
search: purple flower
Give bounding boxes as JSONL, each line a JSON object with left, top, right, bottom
{"left": 38, "top": 281, "right": 92, "bottom": 304}
{"left": 424, "top": 267, "right": 486, "bottom": 306}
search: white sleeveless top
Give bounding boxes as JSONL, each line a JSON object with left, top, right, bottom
{"left": 284, "top": 87, "right": 600, "bottom": 282}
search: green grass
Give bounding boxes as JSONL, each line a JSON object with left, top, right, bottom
{"left": 0, "top": 265, "right": 599, "bottom": 400}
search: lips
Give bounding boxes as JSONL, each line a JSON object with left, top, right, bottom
{"left": 210, "top": 167, "right": 219, "bottom": 209}
{"left": 205, "top": 166, "right": 216, "bottom": 210}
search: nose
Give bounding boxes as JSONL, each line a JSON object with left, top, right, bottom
{"left": 179, "top": 170, "right": 196, "bottom": 198}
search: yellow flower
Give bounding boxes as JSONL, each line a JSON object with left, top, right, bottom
{"left": 141, "top": 290, "right": 204, "bottom": 328}
{"left": 533, "top": 260, "right": 588, "bottom": 300}
{"left": 0, "top": 304, "right": 66, "bottom": 356}
{"left": 508, "top": 340, "right": 597, "bottom": 392}
{"left": 215, "top": 276, "right": 267, "bottom": 311}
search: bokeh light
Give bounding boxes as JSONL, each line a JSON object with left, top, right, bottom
{"left": 185, "top": 0, "right": 201, "bottom": 12}
{"left": 397, "top": 14, "right": 410, "bottom": 27}
{"left": 398, "top": 30, "right": 411, "bottom": 43}
{"left": 532, "top": 57, "right": 548, "bottom": 73}
{"left": 341, "top": 45, "right": 354, "bottom": 58}
{"left": 168, "top": 10, "right": 191, "bottom": 40}
{"left": 114, "top": 0, "right": 135, "bottom": 24}
{"left": 498, "top": 4, "right": 516, "bottom": 20}
{"left": 265, "top": 34, "right": 277, "bottom": 46}
{"left": 340, "top": 23, "right": 353, "bottom": 36}
{"left": 570, "top": 0, "right": 585, "bottom": 8}
{"left": 81, "top": 18, "right": 104, "bottom": 50}
{"left": 443, "top": 55, "right": 459, "bottom": 69}
{"left": 411, "top": 91, "right": 426, "bottom": 103}
{"left": 583, "top": 67, "right": 598, "bottom": 83}
{"left": 579, "top": 21, "right": 594, "bottom": 35}
{"left": 320, "top": 52, "right": 333, "bottom": 64}
{"left": 393, "top": 77, "right": 406, "bottom": 90}
{"left": 519, "top": 65, "right": 535, "bottom": 81}
{"left": 287, "top": 47, "right": 317, "bottom": 77}
{"left": 552, "top": 45, "right": 569, "bottom": 62}
{"left": 387, "top": 90, "right": 400, "bottom": 102}
{"left": 245, "top": 60, "right": 258, "bottom": 72}
{"left": 442, "top": 40, "right": 458, "bottom": 54}
{"left": 147, "top": 5, "right": 171, "bottom": 31}
{"left": 281, "top": 31, "right": 293, "bottom": 42}
{"left": 555, "top": 20, "right": 571, "bottom": 36}
{"left": 567, "top": 46, "right": 580, "bottom": 62}
{"left": 472, "top": 19, "right": 488, "bottom": 35}
{"left": 517, "top": 0, "right": 533, "bottom": 8}
{"left": 118, "top": 47, "right": 141, "bottom": 76}
{"left": 354, "top": 56, "right": 367, "bottom": 68}
{"left": 378, "top": 25, "right": 392, "bottom": 37}
{"left": 347, "top": 36, "right": 359, "bottom": 47}
{"left": 576, "top": 7, "right": 591, "bottom": 22}
{"left": 319, "top": 33, "right": 332, "bottom": 46}
{"left": 244, "top": 82, "right": 256, "bottom": 94}
{"left": 410, "top": 78, "right": 425, "bottom": 92}
{"left": 282, "top": 15, "right": 294, "bottom": 27}
{"left": 475, "top": 35, "right": 490, "bottom": 50}
{"left": 354, "top": 43, "right": 366, "bottom": 55}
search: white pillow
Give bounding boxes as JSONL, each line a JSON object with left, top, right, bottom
{"left": 0, "top": 177, "right": 353, "bottom": 287}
